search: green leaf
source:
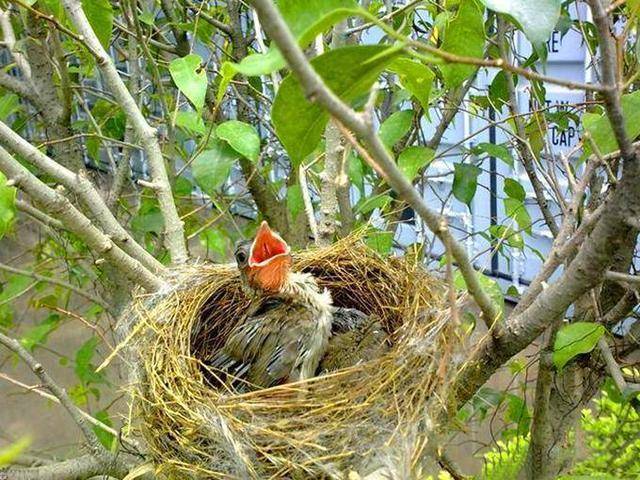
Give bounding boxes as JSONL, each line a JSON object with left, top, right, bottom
{"left": 452, "top": 163, "right": 482, "bottom": 206}
{"left": 191, "top": 141, "right": 239, "bottom": 196}
{"left": 169, "top": 54, "right": 208, "bottom": 112}
{"left": 216, "top": 120, "right": 260, "bottom": 162}
{"left": 82, "top": 0, "right": 113, "bottom": 48}
{"left": 553, "top": 322, "right": 605, "bottom": 370}
{"left": 490, "top": 225, "right": 524, "bottom": 249}
{"left": 199, "top": 228, "right": 228, "bottom": 257}
{"left": 387, "top": 58, "right": 435, "bottom": 111}
{"left": 287, "top": 183, "right": 304, "bottom": 220}
{"left": 454, "top": 270, "right": 504, "bottom": 317}
{"left": 75, "top": 337, "right": 105, "bottom": 385}
{"left": 504, "top": 178, "right": 526, "bottom": 202}
{"left": 279, "top": 0, "right": 357, "bottom": 39}
{"left": 20, "top": 314, "right": 61, "bottom": 352}
{"left": 379, "top": 110, "right": 414, "bottom": 148}
{"left": 218, "top": 0, "right": 359, "bottom": 96}
{"left": 175, "top": 111, "right": 206, "bottom": 136}
{"left": 356, "top": 193, "right": 391, "bottom": 214}
{"left": 479, "top": 0, "right": 561, "bottom": 45}
{"left": 441, "top": 0, "right": 485, "bottom": 89}
{"left": 504, "top": 197, "right": 532, "bottom": 235}
{"left": 397, "top": 146, "right": 435, "bottom": 181}
{"left": 272, "top": 45, "right": 401, "bottom": 165}
{"left": 131, "top": 207, "right": 164, "bottom": 235}
{"left": 365, "top": 230, "right": 394, "bottom": 255}
{"left": 583, "top": 90, "right": 640, "bottom": 159}
{"left": 472, "top": 142, "right": 514, "bottom": 168}
{"left": 0, "top": 437, "right": 31, "bottom": 466}
{"left": 0, "top": 171, "right": 16, "bottom": 239}
{"left": 93, "top": 410, "right": 116, "bottom": 450}
{"left": 0, "top": 94, "right": 21, "bottom": 121}
{"left": 348, "top": 152, "right": 365, "bottom": 192}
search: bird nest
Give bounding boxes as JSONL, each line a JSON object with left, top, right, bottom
{"left": 121, "top": 235, "right": 456, "bottom": 479}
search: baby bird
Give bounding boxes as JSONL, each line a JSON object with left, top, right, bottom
{"left": 209, "top": 221, "right": 333, "bottom": 390}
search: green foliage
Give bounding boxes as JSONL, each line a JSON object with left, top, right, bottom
{"left": 20, "top": 313, "right": 62, "bottom": 352}
{"left": 490, "top": 225, "right": 524, "bottom": 249}
{"left": 0, "top": 274, "right": 32, "bottom": 327}
{"left": 217, "top": 0, "right": 359, "bottom": 101}
{"left": 453, "top": 270, "right": 504, "bottom": 316}
{"left": 397, "top": 146, "right": 435, "bottom": 181}
{"left": 440, "top": 0, "right": 485, "bottom": 88}
{"left": 472, "top": 142, "right": 514, "bottom": 168}
{"left": 0, "top": 94, "right": 21, "bottom": 121}
{"left": 568, "top": 391, "right": 640, "bottom": 479}
{"left": 199, "top": 228, "right": 229, "bottom": 258}
{"left": 0, "top": 437, "right": 31, "bottom": 467}
{"left": 365, "top": 229, "right": 394, "bottom": 255}
{"left": 216, "top": 121, "right": 260, "bottom": 162}
{"left": 553, "top": 322, "right": 605, "bottom": 370}
{"left": 0, "top": 171, "right": 16, "bottom": 239}
{"left": 75, "top": 336, "right": 106, "bottom": 386}
{"left": 479, "top": 0, "right": 561, "bottom": 45}
{"left": 191, "top": 140, "right": 240, "bottom": 196}
{"left": 379, "top": 110, "right": 414, "bottom": 148}
{"left": 169, "top": 54, "right": 208, "bottom": 112}
{"left": 480, "top": 435, "right": 530, "bottom": 480}
{"left": 93, "top": 410, "right": 116, "bottom": 450}
{"left": 81, "top": 0, "right": 113, "bottom": 48}
{"left": 452, "top": 163, "right": 481, "bottom": 206}
{"left": 387, "top": 58, "right": 435, "bottom": 111}
{"left": 503, "top": 179, "right": 532, "bottom": 235}
{"left": 583, "top": 90, "right": 640, "bottom": 159}
{"left": 175, "top": 111, "right": 206, "bottom": 136}
{"left": 286, "top": 184, "right": 304, "bottom": 220}
{"left": 272, "top": 45, "right": 400, "bottom": 164}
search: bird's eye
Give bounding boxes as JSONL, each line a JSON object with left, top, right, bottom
{"left": 236, "top": 251, "right": 247, "bottom": 263}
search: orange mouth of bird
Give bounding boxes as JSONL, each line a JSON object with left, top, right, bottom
{"left": 249, "top": 221, "right": 290, "bottom": 267}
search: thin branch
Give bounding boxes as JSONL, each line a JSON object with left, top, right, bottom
{"left": 61, "top": 0, "right": 188, "bottom": 265}
{"left": 0, "top": 454, "right": 128, "bottom": 480}
{"left": 0, "top": 146, "right": 164, "bottom": 292}
{"left": 15, "top": 199, "right": 65, "bottom": 230}
{"left": 0, "top": 121, "right": 165, "bottom": 275}
{"left": 0, "top": 372, "right": 122, "bottom": 440}
{"left": 497, "top": 18, "right": 559, "bottom": 237}
{"left": 0, "top": 262, "right": 110, "bottom": 310}
{"left": 588, "top": 0, "right": 635, "bottom": 160}
{"left": 0, "top": 70, "right": 36, "bottom": 104}
{"left": 0, "top": 332, "right": 104, "bottom": 457}
{"left": 0, "top": 8, "right": 31, "bottom": 78}
{"left": 298, "top": 164, "right": 319, "bottom": 243}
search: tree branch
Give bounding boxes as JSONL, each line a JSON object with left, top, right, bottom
{"left": 248, "top": 0, "right": 502, "bottom": 327}
{"left": 0, "top": 121, "right": 165, "bottom": 275}
{"left": 0, "top": 8, "right": 31, "bottom": 78}
{"left": 0, "top": 146, "right": 164, "bottom": 292}
{"left": 0, "top": 454, "right": 126, "bottom": 480}
{"left": 61, "top": 0, "right": 188, "bottom": 265}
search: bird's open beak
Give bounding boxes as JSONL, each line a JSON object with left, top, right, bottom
{"left": 249, "top": 221, "right": 290, "bottom": 267}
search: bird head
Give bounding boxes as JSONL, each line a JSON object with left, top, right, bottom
{"left": 234, "top": 221, "right": 292, "bottom": 294}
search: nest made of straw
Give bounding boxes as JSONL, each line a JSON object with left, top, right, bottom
{"left": 123, "top": 235, "right": 455, "bottom": 479}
